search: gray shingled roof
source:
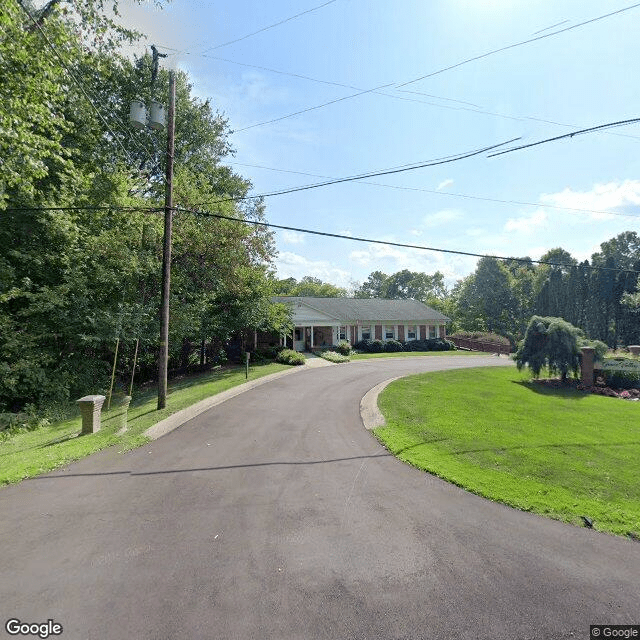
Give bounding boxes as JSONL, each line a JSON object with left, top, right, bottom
{"left": 272, "top": 297, "right": 450, "bottom": 322}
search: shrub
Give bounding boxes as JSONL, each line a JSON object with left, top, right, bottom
{"left": 319, "top": 350, "right": 350, "bottom": 363}
{"left": 255, "top": 345, "right": 285, "bottom": 360}
{"left": 354, "top": 339, "right": 385, "bottom": 353}
{"left": 515, "top": 316, "right": 581, "bottom": 381}
{"left": 275, "top": 349, "right": 306, "bottom": 366}
{"left": 384, "top": 339, "right": 403, "bottom": 352}
{"left": 335, "top": 340, "right": 352, "bottom": 356}
{"left": 601, "top": 369, "right": 640, "bottom": 390}
{"left": 581, "top": 339, "right": 608, "bottom": 362}
{"left": 449, "top": 331, "right": 510, "bottom": 347}
{"left": 403, "top": 339, "right": 455, "bottom": 352}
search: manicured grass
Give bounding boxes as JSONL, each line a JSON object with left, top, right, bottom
{"left": 375, "top": 367, "right": 640, "bottom": 538}
{"left": 0, "top": 362, "right": 290, "bottom": 486}
{"left": 350, "top": 350, "right": 491, "bottom": 360}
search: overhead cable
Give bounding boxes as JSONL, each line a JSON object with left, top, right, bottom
{"left": 190, "top": 138, "right": 519, "bottom": 206}
{"left": 230, "top": 3, "right": 640, "bottom": 132}
{"left": 487, "top": 118, "right": 640, "bottom": 157}
{"left": 177, "top": 208, "right": 640, "bottom": 275}
{"left": 228, "top": 161, "right": 640, "bottom": 221}
{"left": 4, "top": 201, "right": 637, "bottom": 274}
{"left": 396, "top": 3, "right": 640, "bottom": 87}
{"left": 199, "top": 0, "right": 338, "bottom": 53}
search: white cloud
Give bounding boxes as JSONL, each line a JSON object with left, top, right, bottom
{"left": 422, "top": 209, "right": 463, "bottom": 228}
{"left": 348, "top": 242, "right": 476, "bottom": 286}
{"left": 436, "top": 179, "right": 454, "bottom": 191}
{"left": 275, "top": 252, "right": 351, "bottom": 287}
{"left": 409, "top": 229, "right": 422, "bottom": 236}
{"left": 504, "top": 209, "right": 547, "bottom": 233}
{"left": 540, "top": 180, "right": 640, "bottom": 221}
{"left": 281, "top": 231, "right": 305, "bottom": 244}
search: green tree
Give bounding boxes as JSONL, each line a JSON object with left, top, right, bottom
{"left": 273, "top": 276, "right": 347, "bottom": 297}
{"left": 515, "top": 316, "right": 582, "bottom": 382}
{"left": 457, "top": 257, "right": 516, "bottom": 339}
{"left": 353, "top": 271, "right": 389, "bottom": 298}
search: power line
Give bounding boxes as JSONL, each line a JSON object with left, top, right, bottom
{"left": 531, "top": 19, "right": 571, "bottom": 36}
{"left": 396, "top": 2, "right": 640, "bottom": 87}
{"left": 199, "top": 117, "right": 640, "bottom": 206}
{"left": 4, "top": 199, "right": 637, "bottom": 274}
{"left": 227, "top": 3, "right": 640, "bottom": 134}
{"left": 209, "top": 51, "right": 638, "bottom": 141}
{"left": 201, "top": 53, "right": 501, "bottom": 114}
{"left": 6, "top": 200, "right": 636, "bottom": 273}
{"left": 235, "top": 81, "right": 395, "bottom": 132}
{"left": 176, "top": 208, "right": 640, "bottom": 275}
{"left": 199, "top": 0, "right": 338, "bottom": 53}
{"left": 228, "top": 161, "right": 640, "bottom": 221}
{"left": 487, "top": 117, "right": 640, "bottom": 157}
{"left": 191, "top": 138, "right": 520, "bottom": 206}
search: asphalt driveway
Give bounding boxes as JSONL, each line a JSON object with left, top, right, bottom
{"left": 0, "top": 355, "right": 637, "bottom": 640}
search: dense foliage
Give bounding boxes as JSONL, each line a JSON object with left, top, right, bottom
{"left": 0, "top": 1, "right": 285, "bottom": 412}
{"left": 515, "top": 316, "right": 583, "bottom": 381}
{"left": 354, "top": 338, "right": 455, "bottom": 353}
{"left": 275, "top": 349, "right": 306, "bottom": 366}
{"left": 352, "top": 234, "right": 640, "bottom": 353}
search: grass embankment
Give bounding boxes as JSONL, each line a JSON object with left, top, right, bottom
{"left": 375, "top": 367, "right": 640, "bottom": 538}
{"left": 350, "top": 350, "right": 491, "bottom": 361}
{"left": 0, "top": 362, "right": 290, "bottom": 486}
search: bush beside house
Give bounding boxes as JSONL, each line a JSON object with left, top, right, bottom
{"left": 354, "top": 338, "right": 455, "bottom": 353}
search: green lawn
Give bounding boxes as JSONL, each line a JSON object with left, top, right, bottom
{"left": 350, "top": 350, "right": 491, "bottom": 360}
{"left": 375, "top": 367, "right": 640, "bottom": 538}
{"left": 0, "top": 362, "right": 290, "bottom": 486}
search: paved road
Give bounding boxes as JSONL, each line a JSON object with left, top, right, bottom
{"left": 1, "top": 356, "right": 638, "bottom": 640}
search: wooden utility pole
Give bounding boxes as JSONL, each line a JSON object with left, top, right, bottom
{"left": 158, "top": 70, "right": 175, "bottom": 410}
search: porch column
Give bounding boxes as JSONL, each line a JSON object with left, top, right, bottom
{"left": 292, "top": 329, "right": 295, "bottom": 349}
{"left": 311, "top": 326, "right": 314, "bottom": 349}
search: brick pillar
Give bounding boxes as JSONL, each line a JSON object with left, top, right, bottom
{"left": 77, "top": 395, "right": 106, "bottom": 434}
{"left": 580, "top": 347, "right": 595, "bottom": 387}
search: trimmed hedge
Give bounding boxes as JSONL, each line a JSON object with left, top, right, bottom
{"left": 384, "top": 339, "right": 404, "bottom": 352}
{"left": 601, "top": 369, "right": 640, "bottom": 390}
{"left": 354, "top": 338, "right": 456, "bottom": 353}
{"left": 354, "top": 339, "right": 385, "bottom": 353}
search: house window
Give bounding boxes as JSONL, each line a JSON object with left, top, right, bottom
{"left": 339, "top": 326, "right": 347, "bottom": 341}
{"left": 361, "top": 326, "right": 371, "bottom": 340}
{"left": 429, "top": 325, "right": 437, "bottom": 338}
{"left": 295, "top": 328, "right": 303, "bottom": 340}
{"left": 407, "top": 325, "right": 417, "bottom": 340}
{"left": 385, "top": 325, "right": 395, "bottom": 340}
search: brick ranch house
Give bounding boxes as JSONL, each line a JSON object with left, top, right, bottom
{"left": 251, "top": 297, "right": 450, "bottom": 352}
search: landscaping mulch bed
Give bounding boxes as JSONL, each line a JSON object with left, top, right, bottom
{"left": 533, "top": 378, "right": 640, "bottom": 401}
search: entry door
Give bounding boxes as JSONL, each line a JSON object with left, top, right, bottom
{"left": 293, "top": 327, "right": 305, "bottom": 352}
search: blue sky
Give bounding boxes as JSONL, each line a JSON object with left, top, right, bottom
{"left": 117, "top": 0, "right": 640, "bottom": 290}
